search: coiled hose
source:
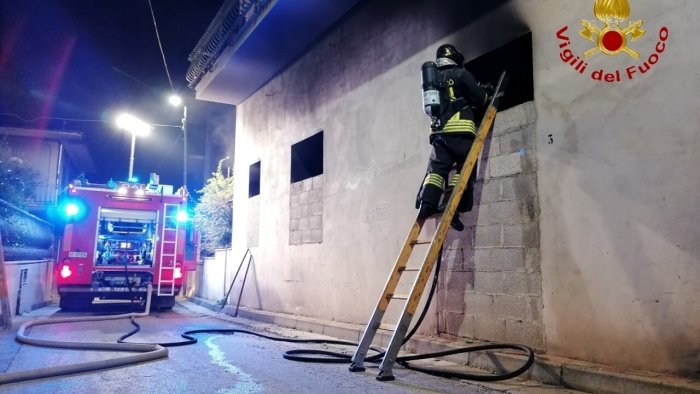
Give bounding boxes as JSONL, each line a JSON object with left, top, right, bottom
{"left": 0, "top": 284, "right": 168, "bottom": 385}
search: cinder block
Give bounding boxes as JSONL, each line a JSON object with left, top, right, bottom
{"left": 497, "top": 130, "right": 527, "bottom": 156}
{"left": 476, "top": 179, "right": 501, "bottom": 204}
{"left": 505, "top": 320, "right": 544, "bottom": 349}
{"left": 310, "top": 201, "right": 323, "bottom": 215}
{"left": 486, "top": 134, "right": 499, "bottom": 157}
{"left": 289, "top": 218, "right": 299, "bottom": 231}
{"left": 474, "top": 224, "right": 502, "bottom": 248}
{"left": 525, "top": 248, "right": 542, "bottom": 272}
{"left": 299, "top": 190, "right": 310, "bottom": 205}
{"left": 493, "top": 101, "right": 536, "bottom": 136}
{"left": 474, "top": 248, "right": 525, "bottom": 272}
{"left": 501, "top": 272, "right": 529, "bottom": 295}
{"left": 474, "top": 317, "right": 506, "bottom": 342}
{"left": 290, "top": 206, "right": 301, "bottom": 219}
{"left": 464, "top": 293, "right": 494, "bottom": 317}
{"left": 309, "top": 214, "right": 322, "bottom": 230}
{"left": 303, "top": 178, "right": 312, "bottom": 192}
{"left": 301, "top": 229, "right": 313, "bottom": 243}
{"left": 311, "top": 229, "right": 323, "bottom": 242}
{"left": 299, "top": 217, "right": 309, "bottom": 230}
{"left": 493, "top": 295, "right": 527, "bottom": 320}
{"left": 474, "top": 200, "right": 522, "bottom": 225}
{"left": 291, "top": 181, "right": 302, "bottom": 195}
{"left": 474, "top": 271, "right": 503, "bottom": 294}
{"left": 443, "top": 270, "right": 475, "bottom": 294}
{"left": 490, "top": 152, "right": 522, "bottom": 178}
{"left": 290, "top": 230, "right": 301, "bottom": 245}
{"left": 503, "top": 222, "right": 539, "bottom": 247}
{"left": 311, "top": 174, "right": 324, "bottom": 190}
{"left": 310, "top": 188, "right": 323, "bottom": 203}
{"left": 527, "top": 295, "right": 544, "bottom": 323}
{"left": 443, "top": 311, "right": 473, "bottom": 336}
{"left": 502, "top": 173, "right": 537, "bottom": 200}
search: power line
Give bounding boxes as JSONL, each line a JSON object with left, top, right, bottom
{"left": 147, "top": 0, "right": 174, "bottom": 92}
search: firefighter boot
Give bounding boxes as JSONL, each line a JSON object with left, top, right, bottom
{"left": 418, "top": 184, "right": 442, "bottom": 219}
{"left": 439, "top": 190, "right": 465, "bottom": 232}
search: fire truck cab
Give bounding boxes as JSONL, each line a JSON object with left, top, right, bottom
{"left": 56, "top": 179, "right": 196, "bottom": 310}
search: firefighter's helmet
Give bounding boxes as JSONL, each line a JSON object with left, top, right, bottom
{"left": 435, "top": 44, "right": 464, "bottom": 68}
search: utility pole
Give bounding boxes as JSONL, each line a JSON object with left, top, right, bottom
{"left": 182, "top": 105, "right": 188, "bottom": 198}
{"left": 0, "top": 233, "right": 12, "bottom": 329}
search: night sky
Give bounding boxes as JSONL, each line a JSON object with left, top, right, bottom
{"left": 0, "top": 0, "right": 227, "bottom": 189}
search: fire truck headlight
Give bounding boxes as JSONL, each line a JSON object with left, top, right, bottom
{"left": 60, "top": 264, "right": 73, "bottom": 279}
{"left": 118, "top": 186, "right": 128, "bottom": 195}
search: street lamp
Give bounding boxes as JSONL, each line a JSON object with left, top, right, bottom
{"left": 168, "top": 94, "right": 188, "bottom": 197}
{"left": 114, "top": 113, "right": 151, "bottom": 181}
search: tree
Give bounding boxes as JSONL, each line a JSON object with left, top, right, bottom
{"left": 0, "top": 139, "right": 40, "bottom": 210}
{"left": 194, "top": 157, "right": 233, "bottom": 255}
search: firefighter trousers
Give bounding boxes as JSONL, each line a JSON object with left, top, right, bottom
{"left": 417, "top": 133, "right": 477, "bottom": 212}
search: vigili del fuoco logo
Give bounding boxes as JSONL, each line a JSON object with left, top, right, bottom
{"left": 556, "top": 0, "right": 669, "bottom": 83}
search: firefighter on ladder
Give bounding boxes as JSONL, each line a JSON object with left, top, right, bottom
{"left": 417, "top": 44, "right": 494, "bottom": 231}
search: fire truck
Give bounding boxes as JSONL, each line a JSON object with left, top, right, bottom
{"left": 55, "top": 178, "right": 197, "bottom": 310}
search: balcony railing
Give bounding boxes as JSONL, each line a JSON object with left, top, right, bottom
{"left": 186, "top": 0, "right": 274, "bottom": 88}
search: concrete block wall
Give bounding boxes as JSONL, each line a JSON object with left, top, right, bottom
{"left": 437, "top": 101, "right": 544, "bottom": 350}
{"left": 289, "top": 175, "right": 323, "bottom": 245}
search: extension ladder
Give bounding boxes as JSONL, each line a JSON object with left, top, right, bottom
{"left": 349, "top": 72, "right": 507, "bottom": 381}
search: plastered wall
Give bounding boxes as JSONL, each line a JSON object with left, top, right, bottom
{"left": 226, "top": 0, "right": 699, "bottom": 375}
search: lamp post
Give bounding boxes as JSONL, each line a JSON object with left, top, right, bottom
{"left": 168, "top": 95, "right": 188, "bottom": 197}
{"left": 114, "top": 113, "right": 151, "bottom": 181}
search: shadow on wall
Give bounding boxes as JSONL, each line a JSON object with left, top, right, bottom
{"left": 269, "top": 0, "right": 526, "bottom": 114}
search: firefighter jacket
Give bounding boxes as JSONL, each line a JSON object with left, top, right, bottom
{"left": 434, "top": 66, "right": 489, "bottom": 135}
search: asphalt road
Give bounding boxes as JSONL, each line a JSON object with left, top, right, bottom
{"left": 0, "top": 301, "right": 581, "bottom": 393}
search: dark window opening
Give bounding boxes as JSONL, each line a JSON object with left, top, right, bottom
{"left": 249, "top": 161, "right": 260, "bottom": 198}
{"left": 291, "top": 131, "right": 323, "bottom": 183}
{"left": 465, "top": 32, "right": 534, "bottom": 111}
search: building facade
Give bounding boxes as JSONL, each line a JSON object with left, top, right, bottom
{"left": 191, "top": 0, "right": 699, "bottom": 376}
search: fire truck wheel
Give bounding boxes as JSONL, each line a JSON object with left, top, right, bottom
{"left": 59, "top": 294, "right": 93, "bottom": 311}
{"left": 155, "top": 296, "right": 175, "bottom": 310}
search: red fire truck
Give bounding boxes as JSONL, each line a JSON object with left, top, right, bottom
{"left": 55, "top": 179, "right": 197, "bottom": 310}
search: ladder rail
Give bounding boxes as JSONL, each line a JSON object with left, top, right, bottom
{"left": 352, "top": 72, "right": 507, "bottom": 381}
{"left": 157, "top": 204, "right": 180, "bottom": 297}
{"left": 377, "top": 103, "right": 501, "bottom": 380}
{"left": 349, "top": 220, "right": 424, "bottom": 370}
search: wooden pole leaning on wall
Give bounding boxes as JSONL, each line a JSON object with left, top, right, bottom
{"left": 0, "top": 233, "right": 13, "bottom": 329}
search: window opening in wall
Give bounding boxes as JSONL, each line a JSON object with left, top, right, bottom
{"left": 249, "top": 161, "right": 260, "bottom": 197}
{"left": 291, "top": 131, "right": 323, "bottom": 183}
{"left": 20, "top": 269, "right": 28, "bottom": 285}
{"left": 465, "top": 32, "right": 533, "bottom": 111}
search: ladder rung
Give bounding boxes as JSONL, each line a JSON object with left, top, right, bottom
{"left": 386, "top": 293, "right": 409, "bottom": 301}
{"left": 399, "top": 267, "right": 420, "bottom": 273}
{"left": 410, "top": 239, "right": 432, "bottom": 245}
{"left": 378, "top": 323, "right": 396, "bottom": 331}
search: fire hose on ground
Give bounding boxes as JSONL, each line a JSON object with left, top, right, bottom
{"left": 0, "top": 246, "right": 534, "bottom": 386}
{"left": 0, "top": 284, "right": 167, "bottom": 385}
